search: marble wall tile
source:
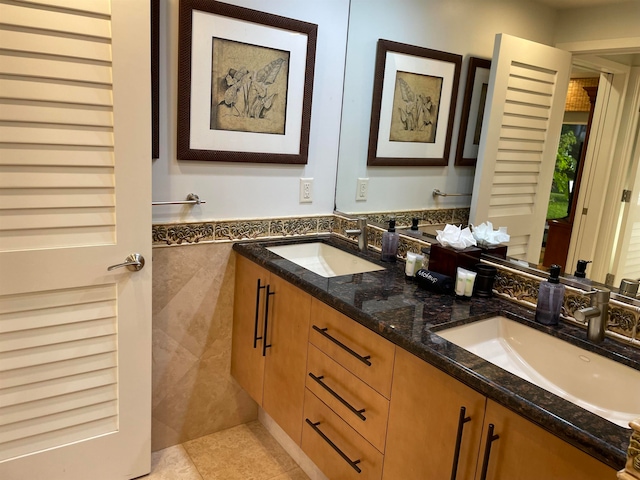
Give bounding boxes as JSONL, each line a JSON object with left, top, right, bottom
{"left": 152, "top": 243, "right": 257, "bottom": 451}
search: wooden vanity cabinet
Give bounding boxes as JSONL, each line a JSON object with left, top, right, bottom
{"left": 301, "top": 298, "right": 395, "bottom": 480}
{"left": 231, "top": 255, "right": 311, "bottom": 444}
{"left": 231, "top": 256, "right": 268, "bottom": 403}
{"left": 476, "top": 400, "right": 617, "bottom": 480}
{"left": 232, "top": 254, "right": 619, "bottom": 479}
{"left": 383, "top": 347, "right": 486, "bottom": 480}
{"left": 384, "top": 349, "right": 618, "bottom": 480}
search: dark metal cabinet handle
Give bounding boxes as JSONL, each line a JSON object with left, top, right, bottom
{"left": 450, "top": 406, "right": 472, "bottom": 480}
{"left": 262, "top": 285, "right": 275, "bottom": 356}
{"left": 253, "top": 279, "right": 266, "bottom": 348}
{"left": 309, "top": 373, "right": 366, "bottom": 421}
{"left": 479, "top": 424, "right": 500, "bottom": 480}
{"left": 305, "top": 419, "right": 362, "bottom": 473}
{"left": 312, "top": 325, "right": 372, "bottom": 366}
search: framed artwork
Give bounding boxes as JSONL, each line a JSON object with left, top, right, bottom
{"left": 177, "top": 0, "right": 317, "bottom": 164}
{"left": 455, "top": 56, "right": 491, "bottom": 166}
{"left": 367, "top": 39, "right": 462, "bottom": 166}
{"left": 151, "top": 0, "right": 159, "bottom": 159}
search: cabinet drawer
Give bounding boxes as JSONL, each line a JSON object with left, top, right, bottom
{"left": 302, "top": 389, "right": 383, "bottom": 480}
{"left": 306, "top": 344, "right": 389, "bottom": 452}
{"left": 309, "top": 298, "right": 395, "bottom": 398}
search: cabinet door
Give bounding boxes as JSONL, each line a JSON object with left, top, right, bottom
{"left": 476, "top": 400, "right": 617, "bottom": 480}
{"left": 383, "top": 348, "right": 486, "bottom": 480}
{"left": 230, "top": 255, "right": 269, "bottom": 404}
{"left": 262, "top": 274, "right": 311, "bottom": 445}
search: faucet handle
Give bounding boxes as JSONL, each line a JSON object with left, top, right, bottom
{"left": 584, "top": 287, "right": 610, "bottom": 304}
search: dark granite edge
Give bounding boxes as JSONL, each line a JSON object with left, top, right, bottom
{"left": 232, "top": 235, "right": 636, "bottom": 470}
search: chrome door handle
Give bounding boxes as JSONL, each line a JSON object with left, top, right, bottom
{"left": 107, "top": 253, "right": 145, "bottom": 272}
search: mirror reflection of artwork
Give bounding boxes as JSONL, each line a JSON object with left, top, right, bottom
{"left": 390, "top": 71, "right": 442, "bottom": 143}
{"left": 473, "top": 83, "right": 488, "bottom": 145}
{"left": 210, "top": 38, "right": 289, "bottom": 135}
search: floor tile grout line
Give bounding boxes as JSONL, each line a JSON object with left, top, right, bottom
{"left": 180, "top": 442, "right": 206, "bottom": 480}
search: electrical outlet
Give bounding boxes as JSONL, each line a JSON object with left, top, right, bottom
{"left": 300, "top": 178, "right": 313, "bottom": 203}
{"left": 356, "top": 178, "right": 369, "bottom": 201}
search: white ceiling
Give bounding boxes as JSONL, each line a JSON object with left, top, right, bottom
{"left": 532, "top": 0, "right": 637, "bottom": 8}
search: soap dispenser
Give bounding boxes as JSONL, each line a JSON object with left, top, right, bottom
{"left": 381, "top": 219, "right": 399, "bottom": 262}
{"left": 574, "top": 259, "right": 591, "bottom": 278}
{"left": 535, "top": 264, "right": 565, "bottom": 326}
{"left": 567, "top": 259, "right": 592, "bottom": 287}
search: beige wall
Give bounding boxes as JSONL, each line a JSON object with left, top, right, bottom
{"left": 555, "top": 1, "right": 640, "bottom": 45}
{"left": 151, "top": 242, "right": 256, "bottom": 451}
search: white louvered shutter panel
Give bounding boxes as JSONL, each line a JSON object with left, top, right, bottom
{"left": 0, "top": 1, "right": 151, "bottom": 479}
{"left": 470, "top": 34, "right": 572, "bottom": 264}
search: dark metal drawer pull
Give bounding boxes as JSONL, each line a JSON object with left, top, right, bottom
{"left": 309, "top": 373, "right": 366, "bottom": 421}
{"left": 312, "top": 325, "right": 372, "bottom": 366}
{"left": 450, "top": 406, "right": 472, "bottom": 480}
{"left": 253, "top": 279, "right": 266, "bottom": 348}
{"left": 262, "top": 286, "right": 275, "bottom": 357}
{"left": 479, "top": 423, "right": 500, "bottom": 480}
{"left": 305, "top": 419, "right": 362, "bottom": 474}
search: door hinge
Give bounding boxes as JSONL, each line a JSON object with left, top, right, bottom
{"left": 582, "top": 207, "right": 588, "bottom": 215}
{"left": 622, "top": 189, "right": 632, "bottom": 203}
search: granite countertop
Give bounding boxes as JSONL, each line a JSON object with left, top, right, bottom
{"left": 233, "top": 234, "right": 640, "bottom": 470}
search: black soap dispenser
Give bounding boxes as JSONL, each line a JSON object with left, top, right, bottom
{"left": 574, "top": 259, "right": 591, "bottom": 278}
{"left": 381, "top": 219, "right": 399, "bottom": 262}
{"left": 568, "top": 259, "right": 592, "bottom": 286}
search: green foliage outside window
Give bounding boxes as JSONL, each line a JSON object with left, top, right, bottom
{"left": 547, "top": 128, "right": 580, "bottom": 220}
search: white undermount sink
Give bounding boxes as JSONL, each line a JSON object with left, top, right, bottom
{"left": 437, "top": 316, "right": 640, "bottom": 428}
{"left": 266, "top": 242, "right": 384, "bottom": 278}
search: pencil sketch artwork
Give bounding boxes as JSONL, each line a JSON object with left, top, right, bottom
{"left": 210, "top": 37, "right": 290, "bottom": 135}
{"left": 390, "top": 71, "right": 442, "bottom": 143}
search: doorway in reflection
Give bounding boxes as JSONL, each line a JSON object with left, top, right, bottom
{"left": 541, "top": 78, "right": 597, "bottom": 270}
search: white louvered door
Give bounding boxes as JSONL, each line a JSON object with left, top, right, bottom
{"left": 469, "top": 34, "right": 572, "bottom": 264}
{"left": 0, "top": 1, "right": 151, "bottom": 479}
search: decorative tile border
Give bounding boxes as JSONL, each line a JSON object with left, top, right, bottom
{"left": 619, "top": 419, "right": 640, "bottom": 479}
{"left": 483, "top": 259, "right": 640, "bottom": 345}
{"left": 346, "top": 208, "right": 469, "bottom": 228}
{"left": 152, "top": 216, "right": 334, "bottom": 245}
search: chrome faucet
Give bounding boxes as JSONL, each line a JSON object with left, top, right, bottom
{"left": 574, "top": 288, "right": 610, "bottom": 343}
{"left": 345, "top": 217, "right": 368, "bottom": 252}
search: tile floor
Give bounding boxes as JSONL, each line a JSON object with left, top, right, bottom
{"left": 145, "top": 421, "right": 310, "bottom": 480}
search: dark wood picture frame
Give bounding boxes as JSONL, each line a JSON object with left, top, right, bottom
{"left": 367, "top": 39, "right": 462, "bottom": 166}
{"left": 455, "top": 56, "right": 491, "bottom": 166}
{"left": 176, "top": 0, "right": 317, "bottom": 164}
{"left": 151, "top": 0, "right": 160, "bottom": 159}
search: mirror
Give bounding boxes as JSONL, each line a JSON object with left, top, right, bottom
{"left": 334, "top": 0, "right": 640, "bottom": 298}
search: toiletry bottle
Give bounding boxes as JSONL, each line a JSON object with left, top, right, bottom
{"left": 381, "top": 219, "right": 399, "bottom": 262}
{"left": 574, "top": 259, "right": 591, "bottom": 278}
{"left": 535, "top": 264, "right": 565, "bottom": 325}
{"left": 566, "top": 259, "right": 592, "bottom": 287}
